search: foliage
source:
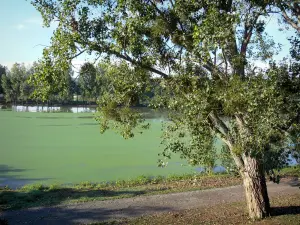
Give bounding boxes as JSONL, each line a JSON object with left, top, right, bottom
{"left": 95, "top": 62, "right": 151, "bottom": 138}
{"left": 280, "top": 165, "right": 300, "bottom": 177}
{"left": 0, "top": 62, "right": 75, "bottom": 104}
{"left": 30, "top": 61, "right": 75, "bottom": 102}
{"left": 57, "top": 67, "right": 74, "bottom": 102}
{"left": 1, "top": 63, "right": 30, "bottom": 103}
{"left": 1, "top": 75, "right": 11, "bottom": 101}
{"left": 219, "top": 145, "right": 239, "bottom": 175}
{"left": 21, "top": 183, "right": 46, "bottom": 192}
{"left": 78, "top": 62, "right": 99, "bottom": 101}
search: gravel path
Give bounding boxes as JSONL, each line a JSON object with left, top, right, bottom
{"left": 1, "top": 179, "right": 299, "bottom": 225}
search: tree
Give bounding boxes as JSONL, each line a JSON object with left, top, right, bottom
{"left": 287, "top": 24, "right": 300, "bottom": 165}
{"left": 96, "top": 62, "right": 149, "bottom": 108}
{"left": 0, "top": 64, "right": 7, "bottom": 95}
{"left": 71, "top": 77, "right": 80, "bottom": 99}
{"left": 2, "top": 63, "right": 28, "bottom": 103}
{"left": 58, "top": 67, "right": 73, "bottom": 102}
{"left": 31, "top": 0, "right": 300, "bottom": 219}
{"left": 78, "top": 62, "right": 98, "bottom": 102}
{"left": 20, "top": 63, "right": 38, "bottom": 103}
{"left": 30, "top": 61, "right": 74, "bottom": 103}
{"left": 1, "top": 73, "right": 12, "bottom": 102}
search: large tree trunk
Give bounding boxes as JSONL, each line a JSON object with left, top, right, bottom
{"left": 241, "top": 155, "right": 270, "bottom": 219}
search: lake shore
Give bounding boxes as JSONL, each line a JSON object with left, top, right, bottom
{"left": 1, "top": 166, "right": 298, "bottom": 211}
{"left": 1, "top": 177, "right": 299, "bottom": 225}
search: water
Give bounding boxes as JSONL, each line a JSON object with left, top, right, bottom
{"left": 0, "top": 108, "right": 202, "bottom": 189}
{"left": 0, "top": 105, "right": 168, "bottom": 119}
{"left": 9, "top": 105, "right": 97, "bottom": 113}
{"left": 0, "top": 105, "right": 297, "bottom": 189}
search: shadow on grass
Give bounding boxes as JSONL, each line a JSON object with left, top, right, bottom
{"left": 271, "top": 206, "right": 300, "bottom": 216}
{"left": 0, "top": 186, "right": 165, "bottom": 211}
{"left": 1, "top": 204, "right": 173, "bottom": 225}
{"left": 284, "top": 177, "right": 300, "bottom": 187}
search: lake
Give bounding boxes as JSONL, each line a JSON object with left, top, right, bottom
{"left": 0, "top": 106, "right": 225, "bottom": 188}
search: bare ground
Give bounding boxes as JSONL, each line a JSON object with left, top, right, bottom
{"left": 0, "top": 178, "right": 299, "bottom": 225}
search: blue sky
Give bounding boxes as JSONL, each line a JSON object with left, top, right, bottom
{"left": 0, "top": 0, "right": 54, "bottom": 68}
{"left": 0, "top": 0, "right": 296, "bottom": 71}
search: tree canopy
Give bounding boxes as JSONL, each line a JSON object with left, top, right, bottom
{"left": 31, "top": 0, "right": 300, "bottom": 219}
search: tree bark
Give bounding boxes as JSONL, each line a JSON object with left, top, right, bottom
{"left": 241, "top": 154, "right": 270, "bottom": 219}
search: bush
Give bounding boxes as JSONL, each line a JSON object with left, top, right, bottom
{"left": 21, "top": 184, "right": 46, "bottom": 192}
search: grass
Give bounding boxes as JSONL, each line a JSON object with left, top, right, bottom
{"left": 0, "top": 173, "right": 241, "bottom": 211}
{"left": 280, "top": 165, "right": 300, "bottom": 177}
{"left": 95, "top": 193, "right": 300, "bottom": 225}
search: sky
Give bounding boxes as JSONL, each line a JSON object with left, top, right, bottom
{"left": 0, "top": 0, "right": 54, "bottom": 69}
{"left": 0, "top": 0, "right": 89, "bottom": 73}
{"left": 0, "top": 0, "right": 297, "bottom": 72}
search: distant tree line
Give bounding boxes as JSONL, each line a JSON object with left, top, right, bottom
{"left": 0, "top": 62, "right": 131, "bottom": 105}
{"left": 0, "top": 62, "right": 73, "bottom": 104}
{"left": 0, "top": 61, "right": 158, "bottom": 106}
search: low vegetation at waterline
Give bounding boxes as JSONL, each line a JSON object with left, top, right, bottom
{"left": 0, "top": 173, "right": 241, "bottom": 211}
{"left": 1, "top": 166, "right": 299, "bottom": 211}
{"left": 280, "top": 166, "right": 300, "bottom": 177}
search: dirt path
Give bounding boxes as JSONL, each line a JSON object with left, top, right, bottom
{"left": 1, "top": 179, "right": 299, "bottom": 225}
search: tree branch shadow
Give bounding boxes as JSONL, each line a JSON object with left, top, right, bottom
{"left": 0, "top": 187, "right": 165, "bottom": 210}
{"left": 283, "top": 177, "right": 300, "bottom": 187}
{"left": 271, "top": 206, "right": 300, "bottom": 216}
{"left": 1, "top": 204, "right": 174, "bottom": 225}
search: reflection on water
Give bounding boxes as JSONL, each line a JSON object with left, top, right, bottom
{"left": 7, "top": 105, "right": 97, "bottom": 113}
{"left": 0, "top": 105, "right": 168, "bottom": 120}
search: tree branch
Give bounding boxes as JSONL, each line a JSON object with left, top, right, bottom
{"left": 208, "top": 111, "right": 230, "bottom": 137}
{"left": 208, "top": 120, "right": 245, "bottom": 171}
{"left": 281, "top": 7, "right": 300, "bottom": 32}
{"left": 90, "top": 43, "right": 169, "bottom": 78}
{"left": 69, "top": 49, "right": 86, "bottom": 60}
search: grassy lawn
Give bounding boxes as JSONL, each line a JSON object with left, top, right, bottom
{"left": 96, "top": 193, "right": 300, "bottom": 225}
